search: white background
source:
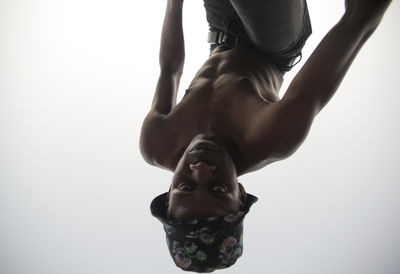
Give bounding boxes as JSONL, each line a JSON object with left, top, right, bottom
{"left": 1, "top": 1, "right": 399, "bottom": 274}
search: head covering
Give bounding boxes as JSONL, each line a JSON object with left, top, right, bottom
{"left": 150, "top": 192, "right": 258, "bottom": 273}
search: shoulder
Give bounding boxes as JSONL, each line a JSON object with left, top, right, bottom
{"left": 245, "top": 99, "right": 316, "bottom": 163}
{"left": 139, "top": 110, "right": 179, "bottom": 170}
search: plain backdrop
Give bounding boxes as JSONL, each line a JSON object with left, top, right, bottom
{"left": 1, "top": 1, "right": 399, "bottom": 274}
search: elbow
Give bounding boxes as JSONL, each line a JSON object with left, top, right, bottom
{"left": 159, "top": 54, "right": 185, "bottom": 78}
{"left": 160, "top": 64, "right": 184, "bottom": 79}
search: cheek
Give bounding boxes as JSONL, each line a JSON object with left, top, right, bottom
{"left": 223, "top": 154, "right": 237, "bottom": 172}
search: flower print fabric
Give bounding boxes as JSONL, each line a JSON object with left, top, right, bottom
{"left": 224, "top": 211, "right": 245, "bottom": 223}
{"left": 150, "top": 192, "right": 258, "bottom": 272}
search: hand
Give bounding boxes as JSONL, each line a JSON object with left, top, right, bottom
{"left": 344, "top": 0, "right": 392, "bottom": 31}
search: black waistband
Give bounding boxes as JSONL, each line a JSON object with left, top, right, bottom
{"left": 208, "top": 30, "right": 239, "bottom": 47}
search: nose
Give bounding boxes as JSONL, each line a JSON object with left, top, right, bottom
{"left": 189, "top": 161, "right": 216, "bottom": 183}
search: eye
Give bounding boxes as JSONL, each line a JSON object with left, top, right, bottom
{"left": 178, "top": 184, "right": 193, "bottom": 191}
{"left": 213, "top": 186, "right": 226, "bottom": 193}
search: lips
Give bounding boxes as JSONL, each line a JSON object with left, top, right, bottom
{"left": 189, "top": 141, "right": 222, "bottom": 153}
{"left": 187, "top": 149, "right": 221, "bottom": 166}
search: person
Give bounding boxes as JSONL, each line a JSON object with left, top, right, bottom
{"left": 140, "top": 0, "right": 392, "bottom": 272}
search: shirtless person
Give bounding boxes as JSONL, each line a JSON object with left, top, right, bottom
{"left": 140, "top": 0, "right": 392, "bottom": 272}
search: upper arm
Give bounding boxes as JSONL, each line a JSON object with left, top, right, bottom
{"left": 253, "top": 16, "right": 378, "bottom": 159}
{"left": 256, "top": 19, "right": 369, "bottom": 157}
{"left": 250, "top": 16, "right": 381, "bottom": 160}
{"left": 282, "top": 18, "right": 374, "bottom": 116}
{"left": 140, "top": 68, "right": 181, "bottom": 164}
{"left": 139, "top": 109, "right": 177, "bottom": 170}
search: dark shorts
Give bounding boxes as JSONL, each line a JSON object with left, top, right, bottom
{"left": 203, "top": 0, "right": 312, "bottom": 72}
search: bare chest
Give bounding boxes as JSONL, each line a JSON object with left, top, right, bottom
{"left": 157, "top": 46, "right": 287, "bottom": 172}
{"left": 180, "top": 75, "right": 268, "bottom": 126}
{"left": 161, "top": 75, "right": 277, "bottom": 169}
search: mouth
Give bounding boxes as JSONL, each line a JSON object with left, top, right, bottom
{"left": 189, "top": 161, "right": 217, "bottom": 170}
{"left": 189, "top": 140, "right": 222, "bottom": 153}
{"left": 187, "top": 149, "right": 221, "bottom": 166}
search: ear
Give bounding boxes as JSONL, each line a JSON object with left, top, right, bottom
{"left": 238, "top": 182, "right": 247, "bottom": 208}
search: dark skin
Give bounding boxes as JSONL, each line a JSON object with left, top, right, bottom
{"left": 140, "top": 0, "right": 392, "bottom": 219}
{"left": 168, "top": 134, "right": 247, "bottom": 219}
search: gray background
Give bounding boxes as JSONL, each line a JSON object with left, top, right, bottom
{"left": 1, "top": 1, "right": 399, "bottom": 273}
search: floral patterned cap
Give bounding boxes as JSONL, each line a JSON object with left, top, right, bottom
{"left": 150, "top": 192, "right": 258, "bottom": 273}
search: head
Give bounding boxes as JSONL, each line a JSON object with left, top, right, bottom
{"left": 167, "top": 134, "right": 247, "bottom": 219}
{"left": 150, "top": 134, "right": 257, "bottom": 272}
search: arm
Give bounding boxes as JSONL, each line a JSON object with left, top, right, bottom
{"left": 140, "top": 0, "right": 185, "bottom": 166}
{"left": 248, "top": 0, "right": 392, "bottom": 162}
{"left": 282, "top": 0, "right": 392, "bottom": 115}
{"left": 152, "top": 0, "right": 185, "bottom": 115}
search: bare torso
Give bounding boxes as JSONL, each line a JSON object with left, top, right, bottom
{"left": 141, "top": 0, "right": 391, "bottom": 177}
{"left": 142, "top": 45, "right": 311, "bottom": 175}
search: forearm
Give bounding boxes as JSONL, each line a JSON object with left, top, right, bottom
{"left": 149, "top": 0, "right": 185, "bottom": 114}
{"left": 159, "top": 0, "right": 185, "bottom": 75}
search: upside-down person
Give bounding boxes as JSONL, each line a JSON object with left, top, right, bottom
{"left": 140, "top": 0, "right": 393, "bottom": 272}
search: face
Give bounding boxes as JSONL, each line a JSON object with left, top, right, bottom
{"left": 167, "top": 134, "right": 245, "bottom": 219}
